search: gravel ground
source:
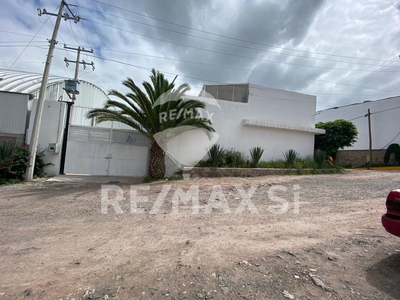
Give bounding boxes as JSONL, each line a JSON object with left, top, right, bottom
{"left": 0, "top": 170, "right": 400, "bottom": 299}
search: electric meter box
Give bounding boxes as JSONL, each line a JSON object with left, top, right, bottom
{"left": 64, "top": 80, "right": 80, "bottom": 94}
{"left": 48, "top": 143, "right": 60, "bottom": 154}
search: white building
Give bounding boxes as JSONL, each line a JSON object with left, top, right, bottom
{"left": 1, "top": 70, "right": 323, "bottom": 178}
{"left": 164, "top": 84, "right": 324, "bottom": 170}
{"left": 202, "top": 84, "right": 324, "bottom": 160}
{"left": 316, "top": 96, "right": 400, "bottom": 166}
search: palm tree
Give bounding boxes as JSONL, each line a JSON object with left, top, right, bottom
{"left": 87, "top": 69, "right": 214, "bottom": 179}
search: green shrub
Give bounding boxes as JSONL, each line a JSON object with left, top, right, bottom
{"left": 258, "top": 160, "right": 286, "bottom": 168}
{"left": 224, "top": 148, "right": 246, "bottom": 168}
{"left": 249, "top": 147, "right": 264, "bottom": 168}
{"left": 167, "top": 173, "right": 184, "bottom": 181}
{"left": 302, "top": 156, "right": 316, "bottom": 169}
{"left": 196, "top": 160, "right": 209, "bottom": 167}
{"left": 0, "top": 144, "right": 50, "bottom": 183}
{"left": 293, "top": 160, "right": 303, "bottom": 169}
{"left": 283, "top": 149, "right": 299, "bottom": 168}
{"left": 384, "top": 144, "right": 400, "bottom": 164}
{"left": 314, "top": 150, "right": 327, "bottom": 169}
{"left": 207, "top": 144, "right": 225, "bottom": 167}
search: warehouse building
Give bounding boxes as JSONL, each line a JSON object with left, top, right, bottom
{"left": 316, "top": 96, "right": 400, "bottom": 166}
{"left": 0, "top": 69, "right": 147, "bottom": 177}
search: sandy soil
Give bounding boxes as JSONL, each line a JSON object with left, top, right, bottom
{"left": 0, "top": 170, "right": 400, "bottom": 299}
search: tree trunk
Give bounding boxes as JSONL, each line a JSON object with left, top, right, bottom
{"left": 148, "top": 141, "right": 165, "bottom": 179}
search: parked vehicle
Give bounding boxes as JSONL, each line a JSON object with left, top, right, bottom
{"left": 382, "top": 189, "right": 400, "bottom": 237}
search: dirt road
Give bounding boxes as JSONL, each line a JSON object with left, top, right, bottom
{"left": 0, "top": 171, "right": 399, "bottom": 299}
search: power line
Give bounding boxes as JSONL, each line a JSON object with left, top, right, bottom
{"left": 87, "top": 0, "right": 396, "bottom": 64}
{"left": 79, "top": 53, "right": 395, "bottom": 104}
{"left": 318, "top": 57, "right": 400, "bottom": 102}
{"left": 83, "top": 54, "right": 318, "bottom": 103}
{"left": 78, "top": 5, "right": 399, "bottom": 69}
{"left": 90, "top": 47, "right": 400, "bottom": 95}
{"left": 84, "top": 19, "right": 400, "bottom": 74}
{"left": 381, "top": 131, "right": 400, "bottom": 149}
{"left": 0, "top": 40, "right": 48, "bottom": 43}
{"left": 0, "top": 44, "right": 49, "bottom": 48}
{"left": 1, "top": 11, "right": 53, "bottom": 79}
{"left": 0, "top": 30, "right": 48, "bottom": 40}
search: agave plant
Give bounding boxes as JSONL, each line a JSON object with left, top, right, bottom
{"left": 249, "top": 147, "right": 264, "bottom": 168}
{"left": 0, "top": 142, "right": 15, "bottom": 162}
{"left": 283, "top": 149, "right": 299, "bottom": 168}
{"left": 314, "top": 150, "right": 327, "bottom": 168}
{"left": 207, "top": 144, "right": 225, "bottom": 167}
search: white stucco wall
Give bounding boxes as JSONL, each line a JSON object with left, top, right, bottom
{"left": 28, "top": 100, "right": 66, "bottom": 177}
{"left": 206, "top": 85, "right": 318, "bottom": 161}
{"left": 316, "top": 96, "right": 400, "bottom": 150}
{"left": 164, "top": 84, "right": 320, "bottom": 169}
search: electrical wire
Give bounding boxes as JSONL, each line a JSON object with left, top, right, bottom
{"left": 54, "top": 48, "right": 400, "bottom": 95}
{"left": 1, "top": 33, "right": 48, "bottom": 77}
{"left": 84, "top": 19, "right": 400, "bottom": 74}
{"left": 1, "top": 6, "right": 58, "bottom": 79}
{"left": 87, "top": 0, "right": 396, "bottom": 64}
{"left": 85, "top": 47, "right": 398, "bottom": 95}
{"left": 318, "top": 57, "right": 400, "bottom": 102}
{"left": 381, "top": 132, "right": 400, "bottom": 149}
{"left": 78, "top": 6, "right": 399, "bottom": 69}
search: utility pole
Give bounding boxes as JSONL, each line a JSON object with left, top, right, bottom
{"left": 367, "top": 108, "right": 373, "bottom": 169}
{"left": 59, "top": 46, "right": 94, "bottom": 174}
{"left": 26, "top": 1, "right": 81, "bottom": 181}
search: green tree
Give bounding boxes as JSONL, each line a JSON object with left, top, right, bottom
{"left": 315, "top": 119, "right": 358, "bottom": 156}
{"left": 87, "top": 69, "right": 214, "bottom": 179}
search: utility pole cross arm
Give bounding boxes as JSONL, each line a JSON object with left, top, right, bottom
{"left": 26, "top": 0, "right": 83, "bottom": 182}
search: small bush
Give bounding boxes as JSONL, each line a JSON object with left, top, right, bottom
{"left": 302, "top": 156, "right": 316, "bottom": 169}
{"left": 167, "top": 173, "right": 184, "bottom": 181}
{"left": 249, "top": 147, "right": 264, "bottom": 168}
{"left": 293, "top": 160, "right": 303, "bottom": 169}
{"left": 0, "top": 144, "right": 50, "bottom": 183}
{"left": 314, "top": 150, "right": 327, "bottom": 169}
{"left": 143, "top": 173, "right": 184, "bottom": 183}
{"left": 225, "top": 148, "right": 246, "bottom": 168}
{"left": 207, "top": 144, "right": 225, "bottom": 167}
{"left": 283, "top": 149, "right": 299, "bottom": 168}
{"left": 258, "top": 160, "right": 286, "bottom": 168}
{"left": 384, "top": 144, "right": 400, "bottom": 164}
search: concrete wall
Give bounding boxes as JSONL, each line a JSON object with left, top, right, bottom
{"left": 335, "top": 149, "right": 394, "bottom": 167}
{"left": 205, "top": 85, "right": 319, "bottom": 161}
{"left": 28, "top": 100, "right": 66, "bottom": 177}
{"left": 184, "top": 167, "right": 342, "bottom": 178}
{"left": 163, "top": 85, "right": 320, "bottom": 172}
{"left": 316, "top": 97, "right": 400, "bottom": 150}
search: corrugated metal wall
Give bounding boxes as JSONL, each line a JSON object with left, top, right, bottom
{"left": 0, "top": 70, "right": 134, "bottom": 131}
{"left": 0, "top": 91, "right": 28, "bottom": 134}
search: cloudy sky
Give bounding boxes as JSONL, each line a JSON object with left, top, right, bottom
{"left": 1, "top": 0, "right": 400, "bottom": 110}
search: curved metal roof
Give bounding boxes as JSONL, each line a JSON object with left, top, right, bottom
{"left": 0, "top": 69, "right": 107, "bottom": 97}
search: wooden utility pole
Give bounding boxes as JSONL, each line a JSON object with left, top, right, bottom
{"left": 26, "top": 1, "right": 81, "bottom": 181}
{"left": 367, "top": 108, "right": 373, "bottom": 168}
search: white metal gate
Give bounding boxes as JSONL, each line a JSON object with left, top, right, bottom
{"left": 65, "top": 125, "right": 150, "bottom": 177}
